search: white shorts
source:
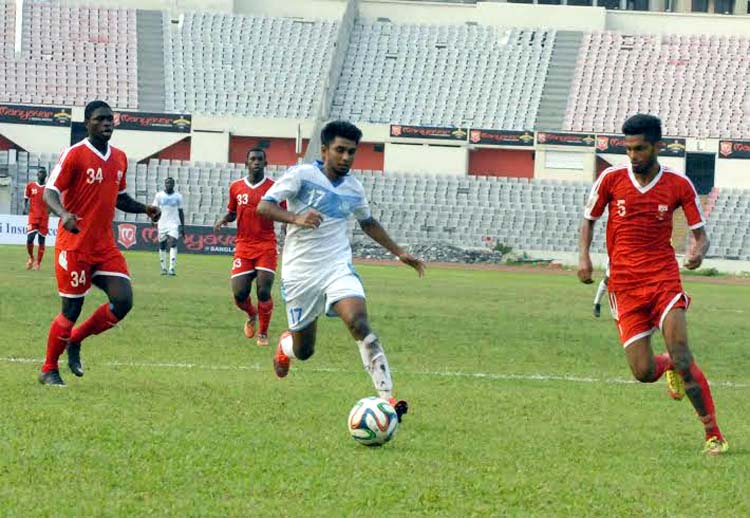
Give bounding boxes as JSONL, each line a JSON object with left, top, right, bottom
{"left": 605, "top": 257, "right": 610, "bottom": 278}
{"left": 159, "top": 226, "right": 180, "bottom": 242}
{"left": 281, "top": 269, "right": 366, "bottom": 331}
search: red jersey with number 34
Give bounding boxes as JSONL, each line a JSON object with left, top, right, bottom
{"left": 24, "top": 181, "right": 48, "bottom": 220}
{"left": 228, "top": 177, "right": 283, "bottom": 257}
{"left": 47, "top": 139, "right": 128, "bottom": 252}
{"left": 584, "top": 164, "right": 705, "bottom": 291}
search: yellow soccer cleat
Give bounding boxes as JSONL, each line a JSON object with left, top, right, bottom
{"left": 665, "top": 369, "right": 685, "bottom": 401}
{"left": 704, "top": 436, "right": 729, "bottom": 456}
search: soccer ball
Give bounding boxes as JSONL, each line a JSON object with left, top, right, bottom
{"left": 347, "top": 396, "right": 399, "bottom": 446}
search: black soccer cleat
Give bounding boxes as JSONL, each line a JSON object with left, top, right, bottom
{"left": 67, "top": 341, "right": 84, "bottom": 377}
{"left": 593, "top": 303, "right": 601, "bottom": 318}
{"left": 393, "top": 400, "right": 408, "bottom": 423}
{"left": 38, "top": 369, "right": 66, "bottom": 386}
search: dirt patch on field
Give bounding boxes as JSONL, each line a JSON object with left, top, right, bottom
{"left": 353, "top": 258, "right": 750, "bottom": 286}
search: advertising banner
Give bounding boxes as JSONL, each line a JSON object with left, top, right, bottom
{"left": 469, "top": 129, "right": 535, "bottom": 147}
{"left": 113, "top": 221, "right": 235, "bottom": 255}
{"left": 0, "top": 214, "right": 60, "bottom": 245}
{"left": 536, "top": 131, "right": 596, "bottom": 147}
{"left": 718, "top": 139, "right": 750, "bottom": 159}
{"left": 0, "top": 104, "right": 72, "bottom": 126}
{"left": 596, "top": 134, "right": 686, "bottom": 157}
{"left": 390, "top": 124, "right": 467, "bottom": 141}
{"left": 114, "top": 111, "right": 192, "bottom": 133}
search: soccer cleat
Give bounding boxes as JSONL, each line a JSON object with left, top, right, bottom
{"left": 257, "top": 333, "right": 269, "bottom": 347}
{"left": 704, "top": 436, "right": 729, "bottom": 456}
{"left": 243, "top": 315, "right": 257, "bottom": 339}
{"left": 665, "top": 369, "right": 685, "bottom": 401}
{"left": 66, "top": 341, "right": 84, "bottom": 377}
{"left": 160, "top": 268, "right": 168, "bottom": 276}
{"left": 32, "top": 260, "right": 40, "bottom": 271}
{"left": 38, "top": 369, "right": 66, "bottom": 386}
{"left": 168, "top": 269, "right": 176, "bottom": 276}
{"left": 26, "top": 257, "right": 34, "bottom": 270}
{"left": 593, "top": 303, "right": 601, "bottom": 318}
{"left": 273, "top": 332, "right": 292, "bottom": 378}
{"left": 389, "top": 398, "right": 409, "bottom": 423}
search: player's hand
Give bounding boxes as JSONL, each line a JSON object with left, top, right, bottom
{"left": 295, "top": 210, "right": 323, "bottom": 229}
{"left": 577, "top": 255, "right": 594, "bottom": 284}
{"left": 61, "top": 211, "right": 80, "bottom": 234}
{"left": 179, "top": 226, "right": 185, "bottom": 239}
{"left": 398, "top": 253, "right": 426, "bottom": 277}
{"left": 684, "top": 251, "right": 704, "bottom": 270}
{"left": 146, "top": 205, "right": 161, "bottom": 223}
{"left": 213, "top": 220, "right": 225, "bottom": 233}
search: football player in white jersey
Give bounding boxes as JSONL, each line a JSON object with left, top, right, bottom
{"left": 257, "top": 121, "right": 425, "bottom": 422}
{"left": 153, "top": 177, "right": 184, "bottom": 275}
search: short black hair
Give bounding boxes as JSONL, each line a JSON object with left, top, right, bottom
{"left": 84, "top": 100, "right": 112, "bottom": 120}
{"left": 321, "top": 120, "right": 362, "bottom": 147}
{"left": 38, "top": 167, "right": 46, "bottom": 172}
{"left": 247, "top": 147, "right": 266, "bottom": 160}
{"left": 165, "top": 176, "right": 174, "bottom": 182}
{"left": 622, "top": 114, "right": 662, "bottom": 143}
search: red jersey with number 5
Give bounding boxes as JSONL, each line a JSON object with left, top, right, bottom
{"left": 227, "top": 177, "right": 283, "bottom": 257}
{"left": 584, "top": 164, "right": 705, "bottom": 291}
{"left": 47, "top": 139, "right": 128, "bottom": 252}
{"left": 24, "top": 181, "right": 48, "bottom": 220}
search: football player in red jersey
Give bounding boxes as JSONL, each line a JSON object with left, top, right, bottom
{"left": 214, "top": 148, "right": 282, "bottom": 346}
{"left": 578, "top": 114, "right": 727, "bottom": 455}
{"left": 39, "top": 100, "right": 161, "bottom": 386}
{"left": 23, "top": 166, "right": 49, "bottom": 270}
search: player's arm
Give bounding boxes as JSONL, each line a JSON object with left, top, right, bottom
{"left": 257, "top": 200, "right": 321, "bottom": 229}
{"left": 578, "top": 218, "right": 595, "bottom": 284}
{"left": 23, "top": 198, "right": 29, "bottom": 215}
{"left": 117, "top": 192, "right": 160, "bottom": 222}
{"left": 359, "top": 217, "right": 425, "bottom": 276}
{"left": 214, "top": 210, "right": 236, "bottom": 232}
{"left": 684, "top": 226, "right": 710, "bottom": 270}
{"left": 43, "top": 188, "right": 79, "bottom": 233}
{"left": 178, "top": 208, "right": 185, "bottom": 237}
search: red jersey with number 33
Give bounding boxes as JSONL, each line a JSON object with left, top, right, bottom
{"left": 47, "top": 139, "right": 128, "bottom": 252}
{"left": 24, "top": 182, "right": 48, "bottom": 220}
{"left": 584, "top": 164, "right": 705, "bottom": 291}
{"left": 228, "top": 177, "right": 283, "bottom": 257}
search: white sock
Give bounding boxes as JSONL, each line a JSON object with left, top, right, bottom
{"left": 594, "top": 279, "right": 608, "bottom": 305}
{"left": 357, "top": 333, "right": 393, "bottom": 400}
{"left": 169, "top": 247, "right": 177, "bottom": 270}
{"left": 159, "top": 249, "right": 166, "bottom": 270}
{"left": 280, "top": 332, "right": 296, "bottom": 359}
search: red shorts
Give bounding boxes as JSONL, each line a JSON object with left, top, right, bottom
{"left": 55, "top": 246, "right": 130, "bottom": 298}
{"left": 609, "top": 282, "right": 690, "bottom": 348}
{"left": 27, "top": 217, "right": 49, "bottom": 237}
{"left": 231, "top": 250, "right": 278, "bottom": 278}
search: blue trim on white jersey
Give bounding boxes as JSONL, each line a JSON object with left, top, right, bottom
{"left": 298, "top": 180, "right": 365, "bottom": 220}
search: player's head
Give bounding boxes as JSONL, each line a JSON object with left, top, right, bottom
{"left": 320, "top": 120, "right": 362, "bottom": 177}
{"left": 246, "top": 147, "right": 267, "bottom": 176}
{"left": 622, "top": 114, "right": 662, "bottom": 175}
{"left": 37, "top": 167, "right": 47, "bottom": 184}
{"left": 84, "top": 100, "right": 114, "bottom": 142}
{"left": 165, "top": 177, "right": 175, "bottom": 194}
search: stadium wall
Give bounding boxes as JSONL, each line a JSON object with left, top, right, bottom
{"left": 469, "top": 148, "right": 534, "bottom": 178}
{"left": 607, "top": 10, "right": 750, "bottom": 35}
{"left": 715, "top": 159, "right": 750, "bottom": 188}
{"left": 0, "top": 124, "right": 69, "bottom": 156}
{"left": 191, "top": 131, "right": 230, "bottom": 163}
{"left": 110, "top": 131, "right": 192, "bottom": 163}
{"left": 384, "top": 143, "right": 467, "bottom": 175}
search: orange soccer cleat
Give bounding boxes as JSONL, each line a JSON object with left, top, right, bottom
{"left": 26, "top": 257, "right": 34, "bottom": 270}
{"left": 273, "top": 331, "right": 292, "bottom": 378}
{"left": 243, "top": 314, "right": 257, "bottom": 339}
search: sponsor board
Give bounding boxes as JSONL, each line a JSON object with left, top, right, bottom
{"left": 0, "top": 104, "right": 72, "bottom": 126}
{"left": 390, "top": 124, "right": 467, "bottom": 141}
{"left": 0, "top": 214, "right": 60, "bottom": 245}
{"left": 718, "top": 139, "right": 750, "bottom": 159}
{"left": 469, "top": 129, "right": 535, "bottom": 147}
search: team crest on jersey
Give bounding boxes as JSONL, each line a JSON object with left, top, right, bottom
{"left": 117, "top": 223, "right": 137, "bottom": 249}
{"left": 117, "top": 170, "right": 123, "bottom": 183}
{"left": 657, "top": 204, "right": 669, "bottom": 220}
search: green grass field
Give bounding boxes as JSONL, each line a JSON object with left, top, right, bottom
{"left": 1, "top": 245, "right": 749, "bottom": 516}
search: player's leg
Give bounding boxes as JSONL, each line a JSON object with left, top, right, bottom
{"left": 273, "top": 319, "right": 318, "bottom": 378}
{"left": 273, "top": 281, "right": 324, "bottom": 377}
{"left": 25, "top": 228, "right": 36, "bottom": 269}
{"left": 254, "top": 260, "right": 277, "bottom": 346}
{"left": 158, "top": 238, "right": 168, "bottom": 274}
{"left": 661, "top": 307, "right": 726, "bottom": 454}
{"left": 41, "top": 250, "right": 89, "bottom": 385}
{"left": 231, "top": 268, "right": 258, "bottom": 338}
{"left": 593, "top": 275, "right": 608, "bottom": 318}
{"left": 36, "top": 234, "right": 46, "bottom": 269}
{"left": 624, "top": 335, "right": 673, "bottom": 383}
{"left": 167, "top": 235, "right": 178, "bottom": 275}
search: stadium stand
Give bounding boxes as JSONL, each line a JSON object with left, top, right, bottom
{"left": 704, "top": 188, "right": 750, "bottom": 259}
{"left": 331, "top": 21, "right": 554, "bottom": 129}
{"left": 0, "top": 2, "right": 138, "bottom": 108}
{"left": 565, "top": 31, "right": 750, "bottom": 138}
{"left": 163, "top": 12, "right": 338, "bottom": 117}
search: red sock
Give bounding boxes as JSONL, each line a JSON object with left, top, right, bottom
{"left": 37, "top": 244, "right": 45, "bottom": 265}
{"left": 235, "top": 297, "right": 257, "bottom": 318}
{"left": 682, "top": 362, "right": 722, "bottom": 441}
{"left": 43, "top": 314, "right": 74, "bottom": 372}
{"left": 69, "top": 303, "right": 119, "bottom": 344}
{"left": 653, "top": 353, "right": 673, "bottom": 380}
{"left": 26, "top": 242, "right": 34, "bottom": 258}
{"left": 258, "top": 299, "right": 273, "bottom": 335}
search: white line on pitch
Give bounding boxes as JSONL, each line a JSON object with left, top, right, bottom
{"left": 3, "top": 356, "right": 750, "bottom": 389}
